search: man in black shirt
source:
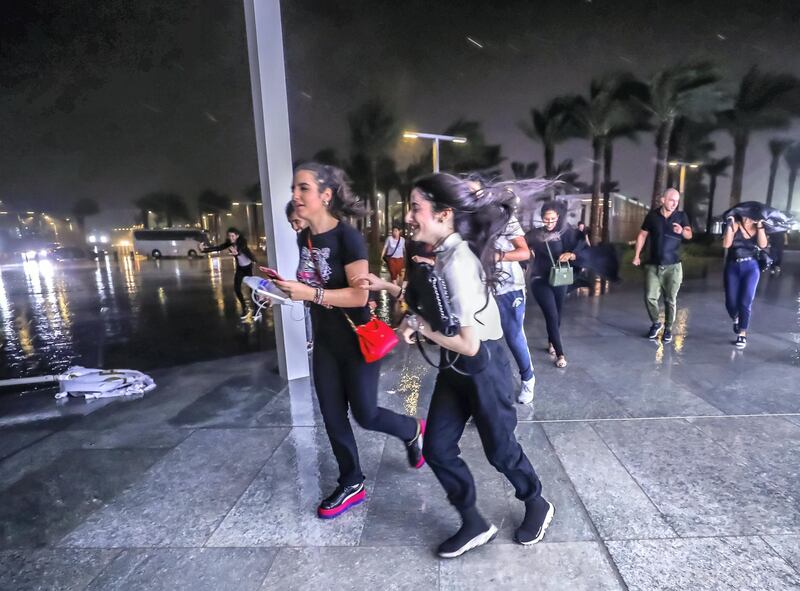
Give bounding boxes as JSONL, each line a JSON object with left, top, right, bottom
{"left": 632, "top": 189, "right": 692, "bottom": 342}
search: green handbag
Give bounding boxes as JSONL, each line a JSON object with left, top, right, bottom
{"left": 545, "top": 238, "right": 574, "bottom": 287}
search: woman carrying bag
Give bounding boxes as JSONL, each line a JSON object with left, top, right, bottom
{"left": 274, "top": 162, "right": 424, "bottom": 519}
{"left": 361, "top": 173, "right": 553, "bottom": 558}
{"left": 526, "top": 201, "right": 585, "bottom": 368}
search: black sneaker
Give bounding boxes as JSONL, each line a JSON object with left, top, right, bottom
{"left": 662, "top": 328, "right": 673, "bottom": 343}
{"left": 406, "top": 418, "right": 425, "bottom": 469}
{"left": 735, "top": 335, "right": 747, "bottom": 349}
{"left": 647, "top": 323, "right": 662, "bottom": 339}
{"left": 317, "top": 482, "right": 366, "bottom": 519}
{"left": 515, "top": 498, "right": 555, "bottom": 545}
{"left": 437, "top": 522, "right": 498, "bottom": 559}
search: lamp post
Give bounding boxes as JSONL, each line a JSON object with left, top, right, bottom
{"left": 403, "top": 131, "right": 467, "bottom": 173}
{"left": 668, "top": 160, "right": 702, "bottom": 206}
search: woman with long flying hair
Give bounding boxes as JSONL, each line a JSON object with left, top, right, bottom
{"left": 274, "top": 163, "right": 424, "bottom": 519}
{"left": 360, "top": 174, "right": 553, "bottom": 558}
{"left": 526, "top": 201, "right": 586, "bottom": 368}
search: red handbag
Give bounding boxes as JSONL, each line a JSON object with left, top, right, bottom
{"left": 306, "top": 233, "right": 398, "bottom": 363}
{"left": 342, "top": 313, "right": 399, "bottom": 363}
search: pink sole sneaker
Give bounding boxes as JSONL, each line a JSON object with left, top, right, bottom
{"left": 317, "top": 489, "right": 366, "bottom": 519}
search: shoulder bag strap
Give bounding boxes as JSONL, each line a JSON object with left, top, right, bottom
{"left": 544, "top": 237, "right": 561, "bottom": 269}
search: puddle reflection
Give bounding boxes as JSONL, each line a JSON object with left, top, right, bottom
{"left": 0, "top": 257, "right": 276, "bottom": 380}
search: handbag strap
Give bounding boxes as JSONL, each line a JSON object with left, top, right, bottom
{"left": 544, "top": 237, "right": 562, "bottom": 269}
{"left": 387, "top": 237, "right": 401, "bottom": 258}
{"left": 415, "top": 335, "right": 459, "bottom": 370}
{"left": 306, "top": 231, "right": 365, "bottom": 328}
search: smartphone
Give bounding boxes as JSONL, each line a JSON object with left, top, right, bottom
{"left": 259, "top": 266, "right": 284, "bottom": 281}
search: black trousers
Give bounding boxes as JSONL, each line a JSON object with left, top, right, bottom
{"left": 531, "top": 278, "right": 567, "bottom": 356}
{"left": 234, "top": 264, "right": 253, "bottom": 312}
{"left": 424, "top": 339, "right": 542, "bottom": 511}
{"left": 314, "top": 331, "right": 417, "bottom": 487}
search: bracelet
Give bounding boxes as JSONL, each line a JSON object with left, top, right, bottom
{"left": 313, "top": 287, "right": 324, "bottom": 305}
{"left": 398, "top": 285, "right": 407, "bottom": 300}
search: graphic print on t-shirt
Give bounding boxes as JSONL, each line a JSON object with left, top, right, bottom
{"left": 298, "top": 245, "right": 332, "bottom": 287}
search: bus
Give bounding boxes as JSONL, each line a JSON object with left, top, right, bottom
{"left": 132, "top": 229, "right": 209, "bottom": 259}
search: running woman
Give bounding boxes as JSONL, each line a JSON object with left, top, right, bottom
{"left": 274, "top": 162, "right": 424, "bottom": 519}
{"left": 363, "top": 173, "right": 553, "bottom": 558}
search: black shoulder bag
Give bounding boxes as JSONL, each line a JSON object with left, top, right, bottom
{"left": 404, "top": 262, "right": 461, "bottom": 369}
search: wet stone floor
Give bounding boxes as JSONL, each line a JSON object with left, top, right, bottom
{"left": 1, "top": 255, "right": 800, "bottom": 590}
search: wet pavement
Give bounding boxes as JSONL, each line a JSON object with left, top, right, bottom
{"left": 0, "top": 256, "right": 276, "bottom": 380}
{"left": 1, "top": 253, "right": 799, "bottom": 590}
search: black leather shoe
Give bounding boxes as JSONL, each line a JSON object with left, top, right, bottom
{"left": 317, "top": 482, "right": 365, "bottom": 519}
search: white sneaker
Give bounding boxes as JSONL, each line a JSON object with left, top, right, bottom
{"left": 518, "top": 376, "right": 535, "bottom": 404}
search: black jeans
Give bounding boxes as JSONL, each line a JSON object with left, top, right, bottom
{"left": 424, "top": 339, "right": 542, "bottom": 511}
{"left": 531, "top": 278, "right": 567, "bottom": 356}
{"left": 313, "top": 331, "right": 417, "bottom": 487}
{"left": 234, "top": 264, "right": 253, "bottom": 312}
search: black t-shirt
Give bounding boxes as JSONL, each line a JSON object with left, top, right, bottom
{"left": 641, "top": 208, "right": 690, "bottom": 265}
{"left": 727, "top": 229, "right": 758, "bottom": 261}
{"left": 296, "top": 222, "right": 370, "bottom": 337}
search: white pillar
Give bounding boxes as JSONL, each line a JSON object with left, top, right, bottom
{"left": 243, "top": 0, "right": 309, "bottom": 380}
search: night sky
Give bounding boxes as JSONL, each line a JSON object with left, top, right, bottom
{"left": 2, "top": 0, "right": 800, "bottom": 228}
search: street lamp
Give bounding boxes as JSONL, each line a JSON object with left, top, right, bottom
{"left": 403, "top": 131, "right": 467, "bottom": 173}
{"left": 668, "top": 160, "right": 702, "bottom": 196}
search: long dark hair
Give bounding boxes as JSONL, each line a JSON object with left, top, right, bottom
{"left": 413, "top": 173, "right": 552, "bottom": 290}
{"left": 294, "top": 162, "right": 365, "bottom": 219}
{"left": 538, "top": 200, "right": 570, "bottom": 237}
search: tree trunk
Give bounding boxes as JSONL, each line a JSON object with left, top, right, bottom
{"left": 766, "top": 156, "right": 779, "bottom": 207}
{"left": 166, "top": 212, "right": 173, "bottom": 228}
{"left": 730, "top": 131, "right": 748, "bottom": 206}
{"left": 788, "top": 169, "right": 798, "bottom": 212}
{"left": 589, "top": 136, "right": 605, "bottom": 245}
{"left": 651, "top": 118, "right": 674, "bottom": 208}
{"left": 706, "top": 174, "right": 717, "bottom": 234}
{"left": 544, "top": 142, "right": 554, "bottom": 177}
{"left": 369, "top": 160, "right": 380, "bottom": 255}
{"left": 602, "top": 141, "right": 613, "bottom": 243}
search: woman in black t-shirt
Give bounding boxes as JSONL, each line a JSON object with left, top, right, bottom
{"left": 274, "top": 162, "right": 424, "bottom": 519}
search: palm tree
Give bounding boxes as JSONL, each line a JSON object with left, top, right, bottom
{"left": 784, "top": 142, "right": 800, "bottom": 212}
{"left": 348, "top": 99, "right": 399, "bottom": 250}
{"left": 719, "top": 67, "right": 800, "bottom": 205}
{"left": 703, "top": 156, "right": 732, "bottom": 233}
{"left": 519, "top": 97, "right": 582, "bottom": 176}
{"left": 312, "top": 147, "right": 342, "bottom": 167}
{"left": 437, "top": 118, "right": 504, "bottom": 176}
{"left": 766, "top": 139, "right": 793, "bottom": 206}
{"left": 132, "top": 195, "right": 161, "bottom": 229}
{"left": 71, "top": 198, "right": 100, "bottom": 238}
{"left": 511, "top": 161, "right": 539, "bottom": 179}
{"left": 571, "top": 73, "right": 647, "bottom": 243}
{"left": 197, "top": 190, "right": 231, "bottom": 241}
{"left": 376, "top": 157, "right": 400, "bottom": 233}
{"left": 602, "top": 112, "right": 651, "bottom": 241}
{"left": 137, "top": 192, "right": 189, "bottom": 227}
{"left": 639, "top": 62, "right": 722, "bottom": 207}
